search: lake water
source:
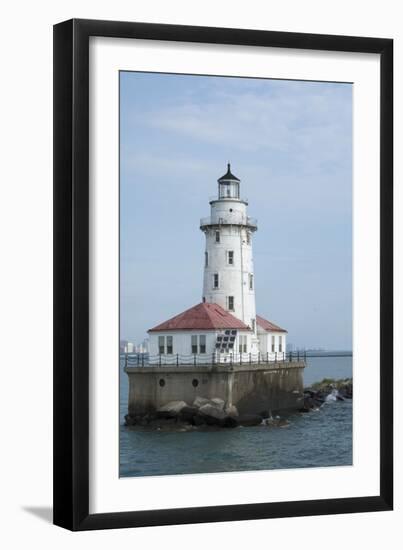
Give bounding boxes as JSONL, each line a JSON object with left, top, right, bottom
{"left": 120, "top": 355, "right": 352, "bottom": 477}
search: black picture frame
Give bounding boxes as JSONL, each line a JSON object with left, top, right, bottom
{"left": 53, "top": 18, "right": 393, "bottom": 531}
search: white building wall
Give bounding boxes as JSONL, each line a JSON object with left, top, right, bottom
{"left": 256, "top": 328, "right": 287, "bottom": 360}
{"left": 148, "top": 329, "right": 253, "bottom": 364}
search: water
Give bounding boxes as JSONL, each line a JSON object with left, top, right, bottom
{"left": 120, "top": 354, "right": 352, "bottom": 477}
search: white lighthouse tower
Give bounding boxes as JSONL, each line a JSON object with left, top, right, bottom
{"left": 200, "top": 164, "right": 259, "bottom": 352}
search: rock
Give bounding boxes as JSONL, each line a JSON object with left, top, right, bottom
{"left": 179, "top": 406, "right": 198, "bottom": 423}
{"left": 263, "top": 416, "right": 290, "bottom": 427}
{"left": 259, "top": 410, "right": 271, "bottom": 419}
{"left": 192, "top": 414, "right": 206, "bottom": 426}
{"left": 193, "top": 396, "right": 211, "bottom": 409}
{"left": 339, "top": 384, "right": 352, "bottom": 399}
{"left": 303, "top": 397, "right": 316, "bottom": 409}
{"left": 325, "top": 390, "right": 338, "bottom": 402}
{"left": 199, "top": 403, "right": 227, "bottom": 425}
{"left": 210, "top": 398, "right": 225, "bottom": 410}
{"left": 298, "top": 407, "right": 310, "bottom": 413}
{"left": 157, "top": 400, "right": 187, "bottom": 418}
{"left": 237, "top": 414, "right": 263, "bottom": 426}
{"left": 153, "top": 417, "right": 178, "bottom": 427}
{"left": 221, "top": 416, "right": 239, "bottom": 428}
{"left": 137, "top": 415, "right": 152, "bottom": 426}
{"left": 124, "top": 414, "right": 136, "bottom": 426}
{"left": 225, "top": 405, "right": 239, "bottom": 417}
{"left": 263, "top": 417, "right": 275, "bottom": 426}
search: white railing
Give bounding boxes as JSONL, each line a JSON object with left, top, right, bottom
{"left": 200, "top": 215, "right": 257, "bottom": 229}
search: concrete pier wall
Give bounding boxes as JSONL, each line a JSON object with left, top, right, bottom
{"left": 125, "top": 362, "right": 305, "bottom": 416}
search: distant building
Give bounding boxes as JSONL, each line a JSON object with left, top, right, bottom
{"left": 120, "top": 340, "right": 128, "bottom": 354}
{"left": 125, "top": 342, "right": 134, "bottom": 354}
{"left": 142, "top": 339, "right": 149, "bottom": 353}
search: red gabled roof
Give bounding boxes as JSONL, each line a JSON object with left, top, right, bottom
{"left": 148, "top": 302, "right": 251, "bottom": 332}
{"left": 256, "top": 315, "right": 287, "bottom": 333}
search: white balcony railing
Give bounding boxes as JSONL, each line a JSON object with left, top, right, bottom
{"left": 200, "top": 215, "right": 257, "bottom": 229}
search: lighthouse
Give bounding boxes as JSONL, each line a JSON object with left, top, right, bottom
{"left": 147, "top": 164, "right": 287, "bottom": 363}
{"left": 200, "top": 164, "right": 259, "bottom": 353}
{"left": 125, "top": 163, "right": 306, "bottom": 418}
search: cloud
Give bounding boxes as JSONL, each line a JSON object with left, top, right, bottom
{"left": 144, "top": 83, "right": 351, "bottom": 166}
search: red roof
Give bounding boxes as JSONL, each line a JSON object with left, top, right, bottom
{"left": 148, "top": 302, "right": 251, "bottom": 332}
{"left": 256, "top": 315, "right": 287, "bottom": 333}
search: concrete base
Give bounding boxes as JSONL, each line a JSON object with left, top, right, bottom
{"left": 125, "top": 362, "right": 306, "bottom": 416}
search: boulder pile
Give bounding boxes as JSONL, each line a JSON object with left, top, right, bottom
{"left": 299, "top": 378, "right": 353, "bottom": 413}
{"left": 124, "top": 379, "right": 353, "bottom": 429}
{"left": 125, "top": 397, "right": 264, "bottom": 429}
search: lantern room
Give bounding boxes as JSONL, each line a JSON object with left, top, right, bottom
{"left": 218, "top": 163, "right": 240, "bottom": 199}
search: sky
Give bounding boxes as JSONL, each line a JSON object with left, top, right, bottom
{"left": 120, "top": 72, "right": 352, "bottom": 350}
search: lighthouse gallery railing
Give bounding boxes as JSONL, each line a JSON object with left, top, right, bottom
{"left": 200, "top": 215, "right": 257, "bottom": 229}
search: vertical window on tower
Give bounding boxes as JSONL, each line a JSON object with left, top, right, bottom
{"left": 158, "top": 336, "right": 165, "bottom": 355}
{"left": 191, "top": 335, "right": 198, "bottom": 354}
{"left": 228, "top": 296, "right": 234, "bottom": 311}
{"left": 249, "top": 273, "right": 254, "bottom": 290}
{"left": 213, "top": 273, "right": 219, "bottom": 289}
{"left": 227, "top": 250, "right": 234, "bottom": 265}
{"left": 215, "top": 230, "right": 220, "bottom": 243}
{"left": 199, "top": 335, "right": 206, "bottom": 354}
{"left": 166, "top": 336, "right": 173, "bottom": 354}
{"left": 246, "top": 231, "right": 251, "bottom": 245}
{"left": 251, "top": 319, "right": 256, "bottom": 332}
{"left": 279, "top": 336, "right": 283, "bottom": 353}
{"left": 271, "top": 335, "right": 275, "bottom": 352}
{"left": 205, "top": 251, "right": 208, "bottom": 267}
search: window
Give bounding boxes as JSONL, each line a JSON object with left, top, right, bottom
{"left": 191, "top": 335, "right": 206, "bottom": 354}
{"left": 205, "top": 251, "right": 208, "bottom": 267}
{"left": 215, "top": 231, "right": 220, "bottom": 243}
{"left": 239, "top": 335, "right": 247, "bottom": 353}
{"left": 249, "top": 273, "right": 254, "bottom": 290}
{"left": 191, "top": 335, "right": 198, "bottom": 354}
{"left": 278, "top": 336, "right": 283, "bottom": 353}
{"left": 271, "top": 335, "right": 275, "bottom": 352}
{"left": 246, "top": 231, "right": 251, "bottom": 245}
{"left": 213, "top": 273, "right": 219, "bottom": 289}
{"left": 228, "top": 296, "right": 234, "bottom": 311}
{"left": 227, "top": 250, "right": 234, "bottom": 265}
{"left": 251, "top": 318, "right": 256, "bottom": 332}
{"left": 166, "top": 336, "right": 173, "bottom": 354}
{"left": 158, "top": 336, "right": 165, "bottom": 355}
{"left": 199, "top": 335, "right": 206, "bottom": 354}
